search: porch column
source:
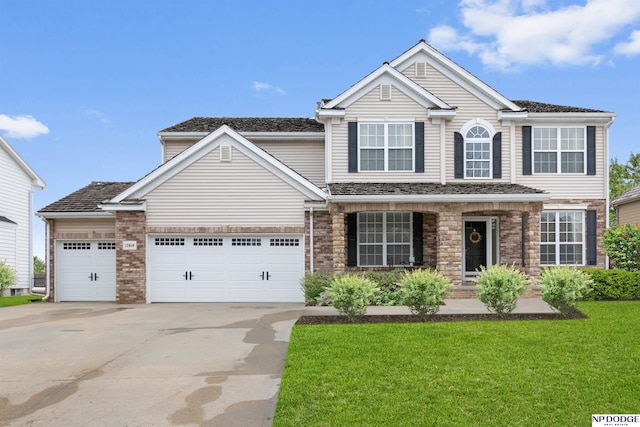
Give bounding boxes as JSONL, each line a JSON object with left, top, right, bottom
{"left": 115, "top": 210, "right": 147, "bottom": 304}
{"left": 436, "top": 205, "right": 462, "bottom": 284}
{"left": 523, "top": 208, "right": 541, "bottom": 283}
{"left": 330, "top": 205, "right": 346, "bottom": 275}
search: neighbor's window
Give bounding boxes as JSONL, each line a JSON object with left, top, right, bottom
{"left": 358, "top": 212, "right": 411, "bottom": 266}
{"left": 359, "top": 123, "right": 414, "bottom": 171}
{"left": 540, "top": 211, "right": 584, "bottom": 265}
{"left": 465, "top": 125, "right": 491, "bottom": 178}
{"left": 533, "top": 127, "right": 585, "bottom": 174}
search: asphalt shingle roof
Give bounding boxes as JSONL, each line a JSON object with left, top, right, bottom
{"left": 38, "top": 181, "right": 135, "bottom": 213}
{"left": 160, "top": 117, "right": 325, "bottom": 133}
{"left": 329, "top": 182, "right": 546, "bottom": 196}
{"left": 511, "top": 100, "right": 608, "bottom": 113}
{"left": 611, "top": 183, "right": 640, "bottom": 206}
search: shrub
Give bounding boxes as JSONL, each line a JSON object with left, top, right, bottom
{"left": 363, "top": 270, "right": 404, "bottom": 306}
{"left": 474, "top": 264, "right": 528, "bottom": 319}
{"left": 300, "top": 272, "right": 333, "bottom": 305}
{"left": 539, "top": 267, "right": 592, "bottom": 316}
{"left": 582, "top": 268, "right": 640, "bottom": 300}
{"left": 0, "top": 261, "right": 18, "bottom": 293}
{"left": 327, "top": 274, "right": 378, "bottom": 322}
{"left": 603, "top": 224, "right": 640, "bottom": 271}
{"left": 399, "top": 269, "right": 452, "bottom": 320}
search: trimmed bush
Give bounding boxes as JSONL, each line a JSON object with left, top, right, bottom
{"left": 539, "top": 267, "right": 592, "bottom": 316}
{"left": 363, "top": 270, "right": 404, "bottom": 306}
{"left": 399, "top": 269, "right": 452, "bottom": 320}
{"left": 603, "top": 224, "right": 640, "bottom": 271}
{"left": 474, "top": 264, "right": 528, "bottom": 319}
{"left": 300, "top": 272, "right": 333, "bottom": 305}
{"left": 327, "top": 274, "right": 378, "bottom": 322}
{"left": 0, "top": 261, "right": 18, "bottom": 293}
{"left": 583, "top": 268, "right": 640, "bottom": 300}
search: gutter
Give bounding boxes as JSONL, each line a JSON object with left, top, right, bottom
{"left": 327, "top": 193, "right": 551, "bottom": 203}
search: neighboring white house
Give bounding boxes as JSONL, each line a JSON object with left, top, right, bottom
{"left": 0, "top": 136, "right": 46, "bottom": 296}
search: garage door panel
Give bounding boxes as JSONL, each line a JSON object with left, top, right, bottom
{"left": 57, "top": 241, "right": 116, "bottom": 302}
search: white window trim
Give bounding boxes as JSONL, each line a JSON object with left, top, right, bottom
{"left": 357, "top": 212, "right": 413, "bottom": 267}
{"left": 540, "top": 210, "right": 586, "bottom": 266}
{"left": 461, "top": 119, "right": 495, "bottom": 180}
{"left": 358, "top": 122, "right": 415, "bottom": 172}
{"left": 532, "top": 126, "right": 587, "bottom": 174}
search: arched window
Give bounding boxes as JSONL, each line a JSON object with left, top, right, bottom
{"left": 464, "top": 124, "right": 492, "bottom": 178}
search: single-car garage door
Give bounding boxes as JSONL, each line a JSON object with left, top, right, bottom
{"left": 149, "top": 235, "right": 304, "bottom": 302}
{"left": 56, "top": 241, "right": 116, "bottom": 301}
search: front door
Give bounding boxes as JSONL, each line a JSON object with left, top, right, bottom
{"left": 465, "top": 221, "right": 487, "bottom": 273}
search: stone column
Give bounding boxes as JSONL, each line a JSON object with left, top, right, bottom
{"left": 523, "top": 207, "right": 541, "bottom": 284}
{"left": 330, "top": 205, "right": 346, "bottom": 275}
{"left": 115, "top": 211, "right": 146, "bottom": 304}
{"left": 436, "top": 205, "right": 462, "bottom": 285}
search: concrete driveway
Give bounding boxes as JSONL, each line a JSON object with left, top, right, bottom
{"left": 0, "top": 302, "right": 305, "bottom": 427}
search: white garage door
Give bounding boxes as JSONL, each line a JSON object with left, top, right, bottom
{"left": 149, "top": 235, "right": 304, "bottom": 302}
{"left": 56, "top": 241, "right": 116, "bottom": 301}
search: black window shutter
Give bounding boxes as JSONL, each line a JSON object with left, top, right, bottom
{"left": 587, "top": 126, "right": 596, "bottom": 175}
{"left": 347, "top": 213, "right": 358, "bottom": 266}
{"left": 348, "top": 122, "right": 358, "bottom": 173}
{"left": 413, "top": 212, "right": 423, "bottom": 264}
{"left": 493, "top": 132, "right": 502, "bottom": 179}
{"left": 587, "top": 210, "right": 597, "bottom": 265}
{"left": 454, "top": 132, "right": 464, "bottom": 178}
{"left": 523, "top": 126, "right": 532, "bottom": 175}
{"left": 415, "top": 122, "right": 424, "bottom": 173}
{"left": 521, "top": 213, "right": 526, "bottom": 267}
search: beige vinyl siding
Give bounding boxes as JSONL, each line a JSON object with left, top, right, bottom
{"left": 53, "top": 218, "right": 116, "bottom": 235}
{"left": 617, "top": 200, "right": 640, "bottom": 225}
{"left": 0, "top": 146, "right": 34, "bottom": 290}
{"left": 164, "top": 140, "right": 197, "bottom": 162}
{"left": 146, "top": 146, "right": 307, "bottom": 227}
{"left": 254, "top": 140, "right": 325, "bottom": 186}
{"left": 516, "top": 125, "right": 607, "bottom": 199}
{"left": 332, "top": 85, "right": 439, "bottom": 183}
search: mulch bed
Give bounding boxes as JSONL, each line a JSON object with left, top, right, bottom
{"left": 296, "top": 308, "right": 587, "bottom": 325}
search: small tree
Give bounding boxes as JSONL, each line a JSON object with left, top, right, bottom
{"left": 399, "top": 269, "right": 451, "bottom": 320}
{"left": 475, "top": 264, "right": 528, "bottom": 319}
{"left": 603, "top": 224, "right": 640, "bottom": 271}
{"left": 0, "top": 261, "right": 18, "bottom": 293}
{"left": 327, "top": 274, "right": 378, "bottom": 322}
{"left": 33, "top": 256, "right": 45, "bottom": 275}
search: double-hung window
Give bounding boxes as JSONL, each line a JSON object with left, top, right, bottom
{"left": 540, "top": 211, "right": 584, "bottom": 265}
{"left": 465, "top": 125, "right": 491, "bottom": 178}
{"left": 359, "top": 123, "right": 414, "bottom": 171}
{"left": 533, "top": 127, "right": 585, "bottom": 173}
{"left": 358, "top": 212, "right": 411, "bottom": 266}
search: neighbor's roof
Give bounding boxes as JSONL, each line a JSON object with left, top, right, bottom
{"left": 611, "top": 184, "right": 640, "bottom": 207}
{"left": 160, "top": 117, "right": 324, "bottom": 133}
{"left": 0, "top": 216, "right": 17, "bottom": 225}
{"left": 510, "top": 100, "right": 609, "bottom": 113}
{"left": 38, "top": 181, "right": 135, "bottom": 213}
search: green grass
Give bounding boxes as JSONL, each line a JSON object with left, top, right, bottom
{"left": 275, "top": 301, "right": 640, "bottom": 427}
{"left": 0, "top": 294, "right": 44, "bottom": 307}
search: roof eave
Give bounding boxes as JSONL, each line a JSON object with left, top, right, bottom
{"left": 327, "top": 193, "right": 551, "bottom": 203}
{"left": 158, "top": 130, "right": 325, "bottom": 142}
{"left": 523, "top": 112, "right": 616, "bottom": 124}
{"left": 36, "top": 211, "right": 115, "bottom": 219}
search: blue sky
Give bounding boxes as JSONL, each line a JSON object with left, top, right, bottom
{"left": 2, "top": 0, "right": 640, "bottom": 258}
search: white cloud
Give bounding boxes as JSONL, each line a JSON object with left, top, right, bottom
{"left": 85, "top": 109, "right": 111, "bottom": 124}
{"left": 428, "top": 0, "right": 640, "bottom": 70}
{"left": 615, "top": 30, "right": 640, "bottom": 55}
{"left": 0, "top": 114, "right": 49, "bottom": 139}
{"left": 252, "top": 81, "right": 286, "bottom": 95}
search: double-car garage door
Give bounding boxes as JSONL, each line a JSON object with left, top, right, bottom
{"left": 56, "top": 235, "right": 304, "bottom": 302}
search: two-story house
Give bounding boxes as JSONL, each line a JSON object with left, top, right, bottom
{"left": 38, "top": 40, "right": 614, "bottom": 303}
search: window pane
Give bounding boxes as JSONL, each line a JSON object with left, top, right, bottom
{"left": 561, "top": 152, "right": 584, "bottom": 173}
{"left": 533, "top": 128, "right": 557, "bottom": 150}
{"left": 540, "top": 212, "right": 556, "bottom": 243}
{"left": 387, "top": 244, "right": 411, "bottom": 265}
{"left": 360, "top": 124, "right": 384, "bottom": 148}
{"left": 388, "top": 149, "right": 412, "bottom": 171}
{"left": 534, "top": 152, "right": 557, "bottom": 173}
{"left": 560, "top": 128, "right": 584, "bottom": 150}
{"left": 560, "top": 244, "right": 582, "bottom": 264}
{"left": 359, "top": 244, "right": 383, "bottom": 266}
{"left": 360, "top": 149, "right": 384, "bottom": 171}
{"left": 388, "top": 124, "right": 413, "bottom": 148}
{"left": 466, "top": 125, "right": 490, "bottom": 138}
{"left": 540, "top": 244, "right": 556, "bottom": 265}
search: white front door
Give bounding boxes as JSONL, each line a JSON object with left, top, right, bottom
{"left": 56, "top": 241, "right": 116, "bottom": 301}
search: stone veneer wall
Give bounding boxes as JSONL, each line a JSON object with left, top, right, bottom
{"left": 115, "top": 211, "right": 146, "bottom": 304}
{"left": 305, "top": 210, "right": 333, "bottom": 272}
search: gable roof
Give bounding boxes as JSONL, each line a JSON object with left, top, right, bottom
{"left": 160, "top": 117, "right": 324, "bottom": 133}
{"left": 108, "top": 125, "right": 326, "bottom": 206}
{"left": 0, "top": 136, "right": 46, "bottom": 189}
{"left": 38, "top": 181, "right": 135, "bottom": 214}
{"left": 511, "top": 100, "right": 609, "bottom": 113}
{"left": 611, "top": 184, "right": 640, "bottom": 207}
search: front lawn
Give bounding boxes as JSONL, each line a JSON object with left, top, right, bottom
{"left": 0, "top": 294, "right": 43, "bottom": 308}
{"left": 275, "top": 301, "right": 640, "bottom": 427}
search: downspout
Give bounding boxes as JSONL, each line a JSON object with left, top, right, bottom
{"left": 42, "top": 219, "right": 51, "bottom": 301}
{"left": 309, "top": 207, "right": 314, "bottom": 272}
{"left": 604, "top": 116, "right": 616, "bottom": 269}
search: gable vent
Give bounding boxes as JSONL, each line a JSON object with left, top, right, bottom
{"left": 220, "top": 144, "right": 232, "bottom": 162}
{"left": 416, "top": 62, "right": 427, "bottom": 77}
{"left": 380, "top": 84, "right": 392, "bottom": 101}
